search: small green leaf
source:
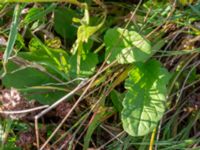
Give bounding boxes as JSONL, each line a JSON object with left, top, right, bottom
{"left": 45, "top": 37, "right": 62, "bottom": 49}
{"left": 15, "top": 34, "right": 25, "bottom": 50}
{"left": 69, "top": 52, "right": 98, "bottom": 78}
{"left": 24, "top": 4, "right": 56, "bottom": 25}
{"left": 24, "top": 7, "right": 44, "bottom": 24}
{"left": 121, "top": 60, "right": 171, "bottom": 136}
{"left": 71, "top": 17, "right": 105, "bottom": 55}
{"left": 104, "top": 28, "right": 152, "bottom": 64}
{"left": 110, "top": 90, "right": 123, "bottom": 112}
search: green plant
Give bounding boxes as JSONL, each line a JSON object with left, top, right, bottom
{"left": 0, "top": 1, "right": 200, "bottom": 150}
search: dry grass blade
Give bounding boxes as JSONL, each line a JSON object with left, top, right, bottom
{"left": 0, "top": 105, "right": 49, "bottom": 114}
{"left": 97, "top": 131, "right": 125, "bottom": 149}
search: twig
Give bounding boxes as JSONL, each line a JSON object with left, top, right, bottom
{"left": 0, "top": 105, "right": 49, "bottom": 114}
{"left": 97, "top": 131, "right": 125, "bottom": 149}
{"left": 42, "top": 78, "right": 87, "bottom": 86}
{"left": 155, "top": 119, "right": 163, "bottom": 150}
{"left": 100, "top": 125, "right": 123, "bottom": 144}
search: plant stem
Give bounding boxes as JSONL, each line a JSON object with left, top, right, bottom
{"left": 149, "top": 128, "right": 157, "bottom": 150}
{"left": 0, "top": 0, "right": 83, "bottom": 7}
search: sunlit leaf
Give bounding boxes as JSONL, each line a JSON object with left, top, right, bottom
{"left": 104, "top": 28, "right": 152, "bottom": 64}
{"left": 121, "top": 60, "right": 171, "bottom": 136}
{"left": 28, "top": 37, "right": 68, "bottom": 70}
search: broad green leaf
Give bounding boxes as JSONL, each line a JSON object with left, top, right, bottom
{"left": 18, "top": 52, "right": 69, "bottom": 80}
{"left": 54, "top": 7, "right": 77, "bottom": 41}
{"left": 2, "top": 62, "right": 66, "bottom": 104}
{"left": 2, "top": 37, "right": 70, "bottom": 104}
{"left": 28, "top": 37, "right": 69, "bottom": 72}
{"left": 2, "top": 62, "right": 51, "bottom": 88}
{"left": 104, "top": 28, "right": 152, "bottom": 64}
{"left": 121, "top": 60, "right": 171, "bottom": 136}
{"left": 23, "top": 37, "right": 70, "bottom": 79}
